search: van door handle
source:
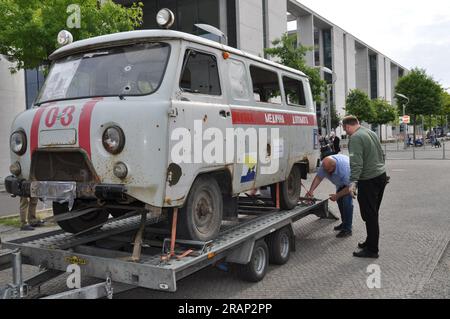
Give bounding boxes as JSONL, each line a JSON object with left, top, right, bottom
{"left": 219, "top": 110, "right": 227, "bottom": 118}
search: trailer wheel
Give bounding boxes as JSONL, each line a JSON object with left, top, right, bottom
{"left": 53, "top": 201, "right": 109, "bottom": 234}
{"left": 267, "top": 227, "right": 291, "bottom": 265}
{"left": 177, "top": 176, "right": 223, "bottom": 241}
{"left": 238, "top": 240, "right": 269, "bottom": 282}
{"left": 279, "top": 165, "right": 301, "bottom": 210}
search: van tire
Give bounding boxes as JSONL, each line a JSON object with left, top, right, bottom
{"left": 177, "top": 176, "right": 223, "bottom": 241}
{"left": 53, "top": 201, "right": 109, "bottom": 234}
{"left": 279, "top": 165, "right": 301, "bottom": 210}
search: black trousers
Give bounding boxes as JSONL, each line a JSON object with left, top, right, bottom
{"left": 357, "top": 173, "right": 387, "bottom": 253}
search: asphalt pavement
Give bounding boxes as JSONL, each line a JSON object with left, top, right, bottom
{"left": 0, "top": 150, "right": 449, "bottom": 299}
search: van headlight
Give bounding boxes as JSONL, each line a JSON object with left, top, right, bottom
{"left": 102, "top": 126, "right": 125, "bottom": 154}
{"left": 10, "top": 131, "right": 27, "bottom": 155}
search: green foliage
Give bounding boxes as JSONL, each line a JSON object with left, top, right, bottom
{"left": 441, "top": 92, "right": 450, "bottom": 116}
{"left": 330, "top": 104, "right": 341, "bottom": 130}
{"left": 265, "top": 33, "right": 326, "bottom": 102}
{"left": 345, "top": 89, "right": 375, "bottom": 123}
{"left": 371, "top": 98, "right": 397, "bottom": 126}
{"left": 0, "top": 0, "right": 143, "bottom": 73}
{"left": 395, "top": 68, "right": 443, "bottom": 117}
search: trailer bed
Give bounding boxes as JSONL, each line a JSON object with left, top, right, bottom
{"left": 1, "top": 199, "right": 333, "bottom": 298}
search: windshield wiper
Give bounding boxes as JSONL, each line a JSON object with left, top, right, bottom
{"left": 83, "top": 51, "right": 110, "bottom": 59}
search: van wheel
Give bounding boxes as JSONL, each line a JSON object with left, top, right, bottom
{"left": 238, "top": 240, "right": 269, "bottom": 282}
{"left": 53, "top": 201, "right": 109, "bottom": 234}
{"left": 177, "top": 176, "right": 223, "bottom": 241}
{"left": 279, "top": 165, "right": 301, "bottom": 210}
{"left": 267, "top": 227, "right": 291, "bottom": 265}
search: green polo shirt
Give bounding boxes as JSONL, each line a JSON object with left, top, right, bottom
{"left": 348, "top": 126, "right": 386, "bottom": 182}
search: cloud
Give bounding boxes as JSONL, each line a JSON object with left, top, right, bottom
{"left": 295, "top": 0, "right": 450, "bottom": 87}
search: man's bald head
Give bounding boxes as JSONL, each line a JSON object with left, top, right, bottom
{"left": 322, "top": 156, "right": 336, "bottom": 174}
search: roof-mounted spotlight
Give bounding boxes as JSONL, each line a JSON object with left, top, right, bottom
{"left": 156, "top": 8, "right": 175, "bottom": 29}
{"left": 57, "top": 30, "right": 73, "bottom": 47}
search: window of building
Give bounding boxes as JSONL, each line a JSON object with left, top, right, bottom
{"left": 25, "top": 69, "right": 45, "bottom": 109}
{"left": 283, "top": 76, "right": 306, "bottom": 107}
{"left": 250, "top": 66, "right": 282, "bottom": 104}
{"left": 314, "top": 28, "right": 321, "bottom": 66}
{"left": 180, "top": 50, "right": 221, "bottom": 95}
{"left": 228, "top": 59, "right": 250, "bottom": 100}
{"left": 369, "top": 54, "right": 378, "bottom": 99}
{"left": 322, "top": 29, "right": 332, "bottom": 69}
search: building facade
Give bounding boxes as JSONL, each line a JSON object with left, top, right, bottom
{"left": 0, "top": 0, "right": 407, "bottom": 182}
{"left": 287, "top": 1, "right": 407, "bottom": 138}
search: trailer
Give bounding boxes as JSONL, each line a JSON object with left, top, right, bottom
{"left": 0, "top": 197, "right": 335, "bottom": 299}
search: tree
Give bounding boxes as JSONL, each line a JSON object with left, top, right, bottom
{"left": 264, "top": 33, "right": 326, "bottom": 102}
{"left": 371, "top": 98, "right": 397, "bottom": 141}
{"left": 0, "top": 0, "right": 143, "bottom": 73}
{"left": 439, "top": 92, "right": 450, "bottom": 128}
{"left": 345, "top": 89, "right": 375, "bottom": 124}
{"left": 330, "top": 104, "right": 341, "bottom": 130}
{"left": 395, "top": 68, "right": 443, "bottom": 143}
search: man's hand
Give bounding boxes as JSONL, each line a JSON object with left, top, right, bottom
{"left": 306, "top": 190, "right": 314, "bottom": 199}
{"left": 329, "top": 194, "right": 338, "bottom": 202}
{"left": 349, "top": 182, "right": 358, "bottom": 199}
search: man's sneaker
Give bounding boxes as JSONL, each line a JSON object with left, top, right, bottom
{"left": 353, "top": 249, "right": 379, "bottom": 259}
{"left": 30, "top": 220, "right": 45, "bottom": 227}
{"left": 333, "top": 224, "right": 344, "bottom": 231}
{"left": 336, "top": 230, "right": 352, "bottom": 238}
{"left": 358, "top": 241, "right": 367, "bottom": 249}
{"left": 20, "top": 225, "right": 35, "bottom": 231}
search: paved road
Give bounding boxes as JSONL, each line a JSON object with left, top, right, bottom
{"left": 0, "top": 157, "right": 449, "bottom": 298}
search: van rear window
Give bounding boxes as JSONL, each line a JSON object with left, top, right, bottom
{"left": 180, "top": 50, "right": 221, "bottom": 95}
{"left": 250, "top": 66, "right": 282, "bottom": 104}
{"left": 283, "top": 76, "right": 306, "bottom": 107}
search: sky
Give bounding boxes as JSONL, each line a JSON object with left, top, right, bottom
{"left": 291, "top": 0, "right": 450, "bottom": 91}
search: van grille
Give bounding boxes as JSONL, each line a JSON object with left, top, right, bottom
{"left": 31, "top": 151, "right": 96, "bottom": 182}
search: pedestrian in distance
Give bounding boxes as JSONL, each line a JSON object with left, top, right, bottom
{"left": 19, "top": 197, "right": 44, "bottom": 231}
{"left": 330, "top": 132, "right": 341, "bottom": 154}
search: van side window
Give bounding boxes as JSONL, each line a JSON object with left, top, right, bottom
{"left": 250, "top": 66, "right": 282, "bottom": 104}
{"left": 283, "top": 76, "right": 306, "bottom": 107}
{"left": 228, "top": 59, "right": 250, "bottom": 100}
{"left": 180, "top": 50, "right": 221, "bottom": 95}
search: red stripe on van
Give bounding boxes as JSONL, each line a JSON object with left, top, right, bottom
{"left": 30, "top": 107, "right": 46, "bottom": 155}
{"left": 79, "top": 98, "right": 103, "bottom": 159}
{"left": 231, "top": 109, "right": 317, "bottom": 127}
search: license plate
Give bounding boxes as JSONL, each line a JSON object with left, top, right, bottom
{"left": 39, "top": 129, "right": 77, "bottom": 146}
{"left": 30, "top": 181, "right": 77, "bottom": 202}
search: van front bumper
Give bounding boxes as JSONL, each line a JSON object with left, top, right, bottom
{"left": 4, "top": 176, "right": 127, "bottom": 201}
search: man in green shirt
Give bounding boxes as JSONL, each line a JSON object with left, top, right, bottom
{"left": 343, "top": 116, "right": 388, "bottom": 259}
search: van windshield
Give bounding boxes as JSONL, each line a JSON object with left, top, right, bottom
{"left": 36, "top": 42, "right": 170, "bottom": 105}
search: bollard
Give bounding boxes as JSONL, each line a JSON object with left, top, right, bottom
{"left": 384, "top": 144, "right": 387, "bottom": 160}
{"left": 413, "top": 144, "right": 416, "bottom": 160}
{"left": 443, "top": 142, "right": 446, "bottom": 160}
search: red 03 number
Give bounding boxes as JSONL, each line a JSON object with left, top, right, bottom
{"left": 44, "top": 106, "right": 75, "bottom": 127}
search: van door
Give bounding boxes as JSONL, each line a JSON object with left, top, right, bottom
{"left": 165, "top": 44, "right": 232, "bottom": 207}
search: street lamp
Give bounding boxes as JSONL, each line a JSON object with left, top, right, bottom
{"left": 315, "top": 66, "right": 336, "bottom": 137}
{"left": 395, "top": 93, "right": 409, "bottom": 148}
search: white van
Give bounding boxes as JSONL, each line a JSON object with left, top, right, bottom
{"left": 5, "top": 28, "right": 319, "bottom": 241}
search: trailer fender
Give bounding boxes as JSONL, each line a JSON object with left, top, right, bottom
{"left": 225, "top": 239, "right": 255, "bottom": 265}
